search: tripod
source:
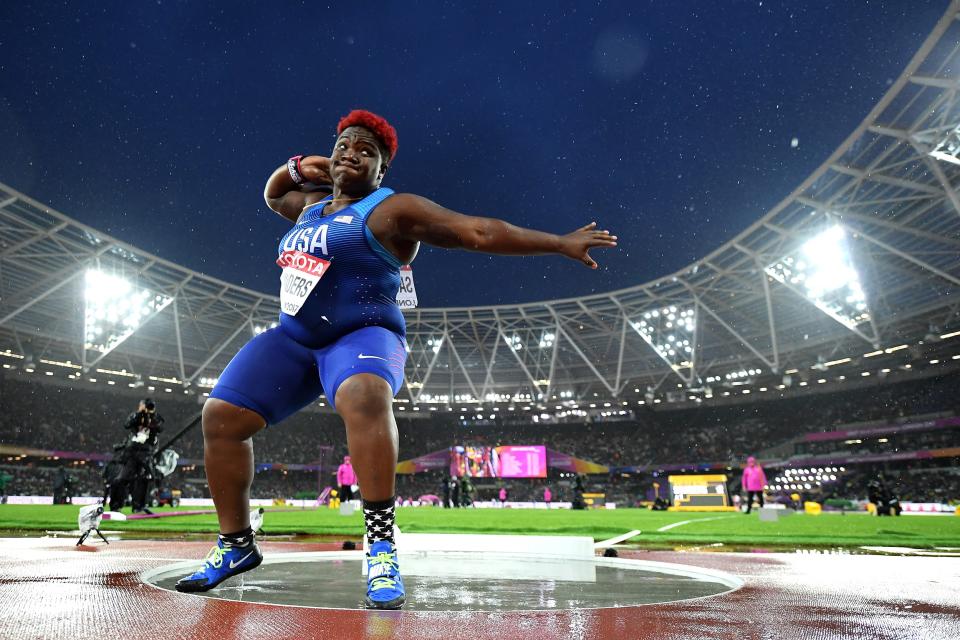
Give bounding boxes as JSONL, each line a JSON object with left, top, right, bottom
{"left": 76, "top": 505, "right": 110, "bottom": 546}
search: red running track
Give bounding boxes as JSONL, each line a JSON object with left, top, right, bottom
{"left": 0, "top": 538, "right": 957, "bottom": 639}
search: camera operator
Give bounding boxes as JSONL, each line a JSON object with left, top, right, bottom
{"left": 867, "top": 474, "right": 902, "bottom": 517}
{"left": 0, "top": 470, "right": 10, "bottom": 504}
{"left": 52, "top": 467, "right": 74, "bottom": 504}
{"left": 111, "top": 398, "right": 164, "bottom": 513}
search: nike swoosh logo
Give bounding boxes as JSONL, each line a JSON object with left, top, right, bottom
{"left": 229, "top": 550, "right": 256, "bottom": 569}
{"left": 358, "top": 354, "right": 387, "bottom": 360}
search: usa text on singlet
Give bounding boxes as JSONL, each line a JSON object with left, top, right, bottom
{"left": 276, "top": 187, "right": 406, "bottom": 349}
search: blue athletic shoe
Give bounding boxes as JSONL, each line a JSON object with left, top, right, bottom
{"left": 175, "top": 537, "right": 263, "bottom": 593}
{"left": 365, "top": 540, "right": 405, "bottom": 609}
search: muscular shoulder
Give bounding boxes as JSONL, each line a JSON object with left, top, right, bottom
{"left": 369, "top": 192, "right": 433, "bottom": 232}
{"left": 378, "top": 192, "right": 431, "bottom": 216}
{"left": 378, "top": 192, "right": 453, "bottom": 227}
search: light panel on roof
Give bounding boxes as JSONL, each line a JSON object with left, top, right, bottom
{"left": 83, "top": 269, "right": 172, "bottom": 355}
{"left": 929, "top": 124, "right": 960, "bottom": 166}
{"left": 631, "top": 304, "right": 696, "bottom": 375}
{"left": 504, "top": 334, "right": 523, "bottom": 351}
{"left": 765, "top": 225, "right": 871, "bottom": 331}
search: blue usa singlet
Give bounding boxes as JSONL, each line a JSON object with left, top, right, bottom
{"left": 276, "top": 187, "right": 405, "bottom": 348}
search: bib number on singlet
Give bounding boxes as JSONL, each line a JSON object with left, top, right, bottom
{"left": 276, "top": 250, "right": 331, "bottom": 316}
{"left": 396, "top": 265, "right": 418, "bottom": 309}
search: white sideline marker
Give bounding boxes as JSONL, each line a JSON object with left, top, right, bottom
{"left": 362, "top": 532, "right": 595, "bottom": 577}
{"left": 594, "top": 529, "right": 642, "bottom": 548}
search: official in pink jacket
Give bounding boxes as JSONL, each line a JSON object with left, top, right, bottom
{"left": 337, "top": 455, "right": 358, "bottom": 501}
{"left": 741, "top": 456, "right": 767, "bottom": 514}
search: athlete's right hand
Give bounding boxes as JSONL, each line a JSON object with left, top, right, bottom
{"left": 559, "top": 222, "right": 618, "bottom": 269}
{"left": 299, "top": 156, "right": 333, "bottom": 185}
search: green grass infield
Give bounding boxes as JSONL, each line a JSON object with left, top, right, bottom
{"left": 1, "top": 504, "right": 958, "bottom": 548}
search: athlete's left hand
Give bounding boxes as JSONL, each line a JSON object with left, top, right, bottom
{"left": 559, "top": 222, "right": 617, "bottom": 269}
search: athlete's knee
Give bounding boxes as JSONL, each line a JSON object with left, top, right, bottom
{"left": 202, "top": 398, "right": 265, "bottom": 442}
{"left": 335, "top": 374, "right": 393, "bottom": 419}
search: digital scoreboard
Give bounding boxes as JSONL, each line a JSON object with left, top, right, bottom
{"left": 449, "top": 445, "right": 547, "bottom": 478}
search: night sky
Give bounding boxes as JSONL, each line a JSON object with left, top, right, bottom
{"left": 0, "top": 2, "right": 950, "bottom": 307}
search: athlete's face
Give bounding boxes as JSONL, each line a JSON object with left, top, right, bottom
{"left": 331, "top": 127, "right": 388, "bottom": 191}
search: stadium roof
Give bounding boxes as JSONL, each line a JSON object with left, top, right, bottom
{"left": 2, "top": 3, "right": 960, "bottom": 411}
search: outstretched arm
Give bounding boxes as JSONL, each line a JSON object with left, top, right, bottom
{"left": 386, "top": 194, "right": 617, "bottom": 269}
{"left": 263, "top": 156, "right": 334, "bottom": 223}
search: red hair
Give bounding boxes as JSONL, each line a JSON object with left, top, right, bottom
{"left": 337, "top": 109, "right": 398, "bottom": 161}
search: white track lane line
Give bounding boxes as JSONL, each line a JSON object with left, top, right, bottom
{"left": 594, "top": 529, "right": 643, "bottom": 548}
{"left": 657, "top": 515, "right": 740, "bottom": 532}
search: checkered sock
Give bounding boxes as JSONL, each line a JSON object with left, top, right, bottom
{"left": 363, "top": 497, "right": 396, "bottom": 545}
{"left": 219, "top": 526, "right": 254, "bottom": 548}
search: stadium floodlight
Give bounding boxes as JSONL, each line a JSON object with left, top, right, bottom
{"left": 765, "top": 225, "right": 875, "bottom": 337}
{"left": 504, "top": 334, "right": 523, "bottom": 351}
{"left": 253, "top": 322, "right": 278, "bottom": 335}
{"left": 722, "top": 367, "right": 762, "bottom": 382}
{"left": 631, "top": 304, "right": 697, "bottom": 383}
{"left": 427, "top": 337, "right": 443, "bottom": 353}
{"left": 84, "top": 269, "right": 173, "bottom": 363}
{"left": 928, "top": 124, "right": 960, "bottom": 166}
{"left": 538, "top": 332, "right": 556, "bottom": 349}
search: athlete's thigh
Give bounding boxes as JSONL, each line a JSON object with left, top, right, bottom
{"left": 316, "top": 326, "right": 407, "bottom": 410}
{"left": 210, "top": 326, "right": 322, "bottom": 424}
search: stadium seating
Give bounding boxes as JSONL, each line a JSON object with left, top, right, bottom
{"left": 1, "top": 371, "right": 957, "bottom": 503}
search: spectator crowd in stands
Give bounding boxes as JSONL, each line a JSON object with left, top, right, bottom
{"left": 1, "top": 370, "right": 957, "bottom": 504}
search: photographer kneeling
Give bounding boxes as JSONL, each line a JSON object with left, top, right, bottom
{"left": 109, "top": 398, "right": 164, "bottom": 513}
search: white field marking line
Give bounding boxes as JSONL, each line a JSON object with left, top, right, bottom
{"left": 861, "top": 546, "right": 960, "bottom": 557}
{"left": 594, "top": 529, "right": 642, "bottom": 548}
{"left": 657, "top": 515, "right": 740, "bottom": 532}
